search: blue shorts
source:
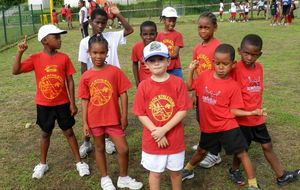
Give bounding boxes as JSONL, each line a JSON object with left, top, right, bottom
{"left": 167, "top": 68, "right": 183, "bottom": 78}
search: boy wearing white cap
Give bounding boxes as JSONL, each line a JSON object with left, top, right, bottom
{"left": 156, "top": 7, "right": 184, "bottom": 78}
{"left": 133, "top": 41, "right": 192, "bottom": 190}
{"left": 12, "top": 24, "right": 90, "bottom": 179}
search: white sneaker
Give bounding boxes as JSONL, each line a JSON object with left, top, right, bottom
{"left": 79, "top": 141, "right": 92, "bottom": 158}
{"left": 76, "top": 161, "right": 90, "bottom": 177}
{"left": 117, "top": 176, "right": 143, "bottom": 190}
{"left": 101, "top": 176, "right": 116, "bottom": 190}
{"left": 199, "top": 152, "right": 222, "bottom": 168}
{"left": 105, "top": 138, "right": 116, "bottom": 154}
{"left": 32, "top": 163, "right": 48, "bottom": 179}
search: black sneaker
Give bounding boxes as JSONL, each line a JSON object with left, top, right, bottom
{"left": 277, "top": 169, "right": 300, "bottom": 186}
{"left": 182, "top": 169, "right": 194, "bottom": 181}
{"left": 229, "top": 168, "right": 246, "bottom": 186}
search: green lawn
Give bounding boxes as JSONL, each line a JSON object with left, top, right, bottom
{"left": 0, "top": 15, "right": 299, "bottom": 190}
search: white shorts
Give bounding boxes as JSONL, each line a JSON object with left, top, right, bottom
{"left": 141, "top": 151, "right": 185, "bottom": 173}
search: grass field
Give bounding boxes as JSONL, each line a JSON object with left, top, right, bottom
{"left": 0, "top": 15, "right": 300, "bottom": 190}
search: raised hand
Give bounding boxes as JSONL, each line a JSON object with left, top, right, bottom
{"left": 17, "top": 35, "right": 28, "bottom": 53}
{"left": 110, "top": 4, "right": 120, "bottom": 15}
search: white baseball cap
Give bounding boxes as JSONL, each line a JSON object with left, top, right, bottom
{"left": 162, "top": 7, "right": 178, "bottom": 18}
{"left": 143, "top": 41, "right": 169, "bottom": 61}
{"left": 38, "top": 24, "right": 67, "bottom": 41}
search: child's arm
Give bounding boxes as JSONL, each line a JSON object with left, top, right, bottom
{"left": 119, "top": 92, "right": 128, "bottom": 130}
{"left": 81, "top": 62, "right": 88, "bottom": 74}
{"left": 151, "top": 110, "right": 187, "bottom": 142}
{"left": 110, "top": 5, "right": 134, "bottom": 37}
{"left": 137, "top": 116, "right": 157, "bottom": 132}
{"left": 170, "top": 46, "right": 180, "bottom": 59}
{"left": 132, "top": 61, "right": 140, "bottom": 87}
{"left": 66, "top": 75, "right": 78, "bottom": 116}
{"left": 231, "top": 108, "right": 267, "bottom": 117}
{"left": 12, "top": 36, "right": 28, "bottom": 75}
{"left": 81, "top": 99, "right": 90, "bottom": 136}
{"left": 187, "top": 60, "right": 199, "bottom": 90}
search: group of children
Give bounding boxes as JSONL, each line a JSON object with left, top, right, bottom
{"left": 270, "top": 0, "right": 297, "bottom": 26}
{"left": 13, "top": 4, "right": 299, "bottom": 190}
{"left": 228, "top": 0, "right": 250, "bottom": 22}
{"left": 52, "top": 5, "right": 73, "bottom": 28}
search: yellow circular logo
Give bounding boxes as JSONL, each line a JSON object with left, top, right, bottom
{"left": 196, "top": 54, "right": 212, "bottom": 74}
{"left": 90, "top": 79, "right": 113, "bottom": 106}
{"left": 149, "top": 95, "right": 175, "bottom": 121}
{"left": 162, "top": 39, "right": 175, "bottom": 56}
{"left": 39, "top": 74, "right": 64, "bottom": 99}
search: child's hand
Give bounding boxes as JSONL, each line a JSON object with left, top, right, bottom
{"left": 189, "top": 60, "right": 199, "bottom": 71}
{"left": 83, "top": 123, "right": 90, "bottom": 137}
{"left": 151, "top": 127, "right": 167, "bottom": 142}
{"left": 17, "top": 35, "right": 28, "bottom": 54}
{"left": 70, "top": 103, "right": 78, "bottom": 116}
{"left": 252, "top": 108, "right": 267, "bottom": 116}
{"left": 110, "top": 4, "right": 120, "bottom": 15}
{"left": 120, "top": 115, "right": 128, "bottom": 130}
{"left": 157, "top": 136, "right": 169, "bottom": 148}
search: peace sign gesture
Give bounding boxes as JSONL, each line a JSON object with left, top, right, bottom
{"left": 17, "top": 35, "right": 28, "bottom": 54}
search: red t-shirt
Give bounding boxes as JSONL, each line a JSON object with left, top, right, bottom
{"left": 133, "top": 75, "right": 192, "bottom": 154}
{"left": 193, "top": 38, "right": 221, "bottom": 75}
{"left": 52, "top": 12, "right": 58, "bottom": 24}
{"left": 20, "top": 51, "right": 75, "bottom": 106}
{"left": 131, "top": 41, "right": 151, "bottom": 82}
{"left": 156, "top": 30, "right": 184, "bottom": 70}
{"left": 232, "top": 60, "right": 265, "bottom": 126}
{"left": 192, "top": 70, "right": 244, "bottom": 133}
{"left": 66, "top": 8, "right": 72, "bottom": 19}
{"left": 61, "top": 7, "right": 66, "bottom": 15}
{"left": 78, "top": 65, "right": 131, "bottom": 128}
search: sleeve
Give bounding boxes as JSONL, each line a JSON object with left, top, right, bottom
{"left": 176, "top": 80, "right": 193, "bottom": 111}
{"left": 78, "top": 38, "right": 89, "bottom": 64}
{"left": 77, "top": 74, "right": 90, "bottom": 99}
{"left": 175, "top": 32, "right": 184, "bottom": 48}
{"left": 132, "top": 83, "right": 146, "bottom": 116}
{"left": 117, "top": 68, "right": 132, "bottom": 94}
{"left": 131, "top": 44, "right": 138, "bottom": 62}
{"left": 229, "top": 83, "right": 244, "bottom": 109}
{"left": 20, "top": 54, "right": 35, "bottom": 73}
{"left": 113, "top": 30, "right": 126, "bottom": 45}
{"left": 65, "top": 55, "right": 76, "bottom": 76}
{"left": 156, "top": 32, "right": 162, "bottom": 42}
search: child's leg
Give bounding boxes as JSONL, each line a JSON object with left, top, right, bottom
{"left": 169, "top": 170, "right": 182, "bottom": 190}
{"left": 187, "top": 148, "right": 207, "bottom": 167}
{"left": 110, "top": 136, "right": 129, "bottom": 176}
{"left": 236, "top": 150, "right": 258, "bottom": 187}
{"left": 94, "top": 135, "right": 107, "bottom": 176}
{"left": 261, "top": 142, "right": 284, "bottom": 177}
{"left": 149, "top": 171, "right": 161, "bottom": 190}
{"left": 62, "top": 128, "right": 81, "bottom": 162}
{"left": 40, "top": 131, "right": 52, "bottom": 164}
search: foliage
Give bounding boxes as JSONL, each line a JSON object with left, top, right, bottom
{"left": 0, "top": 0, "right": 26, "bottom": 10}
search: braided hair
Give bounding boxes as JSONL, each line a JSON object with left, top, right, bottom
{"left": 88, "top": 34, "right": 108, "bottom": 51}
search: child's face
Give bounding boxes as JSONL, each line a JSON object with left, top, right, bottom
{"left": 91, "top": 15, "right": 108, "bottom": 34}
{"left": 146, "top": 56, "right": 169, "bottom": 76}
{"left": 140, "top": 26, "right": 157, "bottom": 46}
{"left": 214, "top": 52, "right": 235, "bottom": 79}
{"left": 88, "top": 43, "right": 108, "bottom": 68}
{"left": 44, "top": 34, "right": 61, "bottom": 49}
{"left": 163, "top": 17, "right": 177, "bottom": 31}
{"left": 198, "top": 17, "right": 217, "bottom": 42}
{"left": 238, "top": 43, "right": 262, "bottom": 67}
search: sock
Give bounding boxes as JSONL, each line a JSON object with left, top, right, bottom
{"left": 184, "top": 162, "right": 195, "bottom": 171}
{"left": 248, "top": 178, "right": 258, "bottom": 187}
{"left": 101, "top": 176, "right": 110, "bottom": 181}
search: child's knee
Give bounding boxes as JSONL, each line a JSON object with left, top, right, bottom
{"left": 261, "top": 142, "right": 273, "bottom": 152}
{"left": 116, "top": 144, "right": 129, "bottom": 156}
{"left": 63, "top": 128, "right": 75, "bottom": 138}
{"left": 41, "top": 131, "right": 52, "bottom": 139}
{"left": 150, "top": 171, "right": 161, "bottom": 179}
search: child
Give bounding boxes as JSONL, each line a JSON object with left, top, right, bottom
{"left": 60, "top": 5, "right": 66, "bottom": 22}
{"left": 182, "top": 43, "right": 265, "bottom": 190}
{"left": 219, "top": 0, "right": 224, "bottom": 21}
{"left": 78, "top": 34, "right": 143, "bottom": 190}
{"left": 78, "top": 7, "right": 133, "bottom": 158}
{"left": 270, "top": 0, "right": 278, "bottom": 26}
{"left": 52, "top": 9, "right": 59, "bottom": 26}
{"left": 131, "top": 21, "right": 157, "bottom": 87}
{"left": 230, "top": 0, "right": 237, "bottom": 22}
{"left": 66, "top": 5, "right": 73, "bottom": 29}
{"left": 78, "top": 0, "right": 89, "bottom": 37}
{"left": 133, "top": 41, "right": 192, "bottom": 190}
{"left": 244, "top": 0, "right": 250, "bottom": 21}
{"left": 192, "top": 12, "right": 222, "bottom": 168}
{"left": 230, "top": 34, "right": 300, "bottom": 186}
{"left": 12, "top": 24, "right": 90, "bottom": 179}
{"left": 238, "top": 1, "right": 245, "bottom": 22}
{"left": 257, "top": 0, "right": 266, "bottom": 17}
{"left": 156, "top": 7, "right": 184, "bottom": 78}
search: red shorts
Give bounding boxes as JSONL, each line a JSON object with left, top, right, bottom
{"left": 89, "top": 125, "right": 125, "bottom": 137}
{"left": 231, "top": 12, "right": 237, "bottom": 17}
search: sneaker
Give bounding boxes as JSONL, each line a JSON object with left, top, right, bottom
{"left": 182, "top": 169, "right": 194, "bottom": 181}
{"left": 247, "top": 186, "right": 262, "bottom": 190}
{"left": 199, "top": 152, "right": 222, "bottom": 168}
{"left": 101, "top": 176, "right": 116, "bottom": 190}
{"left": 105, "top": 138, "right": 116, "bottom": 154}
{"left": 117, "top": 176, "right": 143, "bottom": 190}
{"left": 32, "top": 163, "right": 49, "bottom": 179}
{"left": 229, "top": 168, "right": 246, "bottom": 186}
{"left": 277, "top": 169, "right": 300, "bottom": 186}
{"left": 79, "top": 141, "right": 92, "bottom": 158}
{"left": 192, "top": 144, "right": 198, "bottom": 151}
{"left": 76, "top": 161, "right": 90, "bottom": 177}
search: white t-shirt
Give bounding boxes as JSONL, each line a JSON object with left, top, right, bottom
{"left": 231, "top": 2, "right": 237, "bottom": 13}
{"left": 79, "top": 7, "right": 88, "bottom": 23}
{"left": 245, "top": 3, "right": 250, "bottom": 12}
{"left": 219, "top": 2, "right": 224, "bottom": 11}
{"left": 78, "top": 30, "right": 126, "bottom": 69}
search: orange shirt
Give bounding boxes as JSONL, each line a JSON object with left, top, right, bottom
{"left": 78, "top": 65, "right": 131, "bottom": 128}
{"left": 131, "top": 41, "right": 151, "bottom": 82}
{"left": 20, "top": 51, "right": 75, "bottom": 106}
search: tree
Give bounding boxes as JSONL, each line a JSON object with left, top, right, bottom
{"left": 0, "top": 0, "right": 26, "bottom": 9}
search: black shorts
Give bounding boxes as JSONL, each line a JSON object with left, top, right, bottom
{"left": 282, "top": 5, "right": 290, "bottom": 16}
{"left": 199, "top": 128, "right": 248, "bottom": 155}
{"left": 240, "top": 123, "right": 271, "bottom": 146}
{"left": 36, "top": 103, "right": 75, "bottom": 133}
